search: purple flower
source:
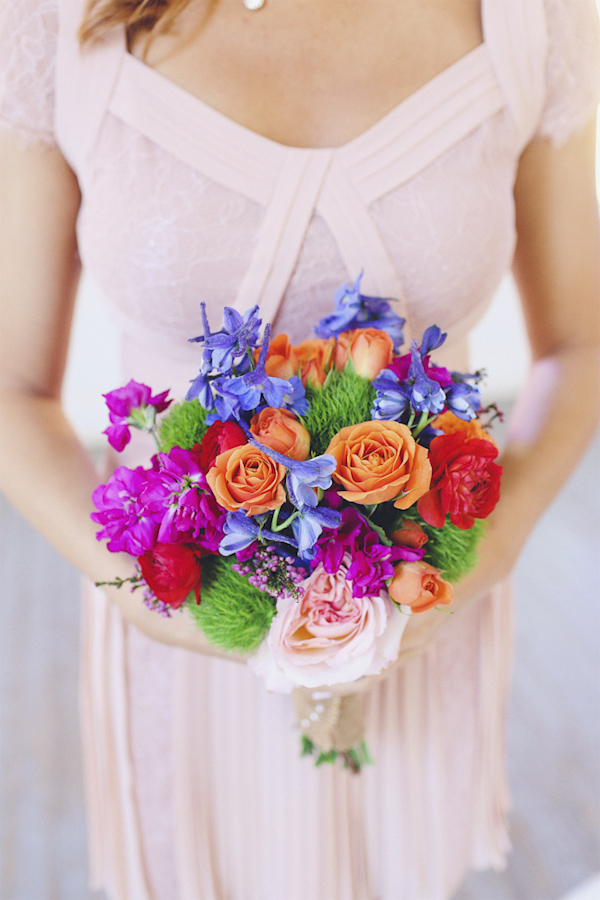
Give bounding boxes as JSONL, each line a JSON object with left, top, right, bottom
{"left": 419, "top": 324, "right": 447, "bottom": 357}
{"left": 186, "top": 369, "right": 215, "bottom": 407}
{"left": 278, "top": 376, "right": 309, "bottom": 417}
{"left": 371, "top": 369, "right": 412, "bottom": 420}
{"left": 405, "top": 344, "right": 447, "bottom": 414}
{"left": 374, "top": 340, "right": 448, "bottom": 420}
{"left": 292, "top": 505, "right": 341, "bottom": 558}
{"left": 102, "top": 380, "right": 172, "bottom": 452}
{"left": 312, "top": 507, "right": 367, "bottom": 574}
{"left": 143, "top": 447, "right": 226, "bottom": 547}
{"left": 188, "top": 303, "right": 262, "bottom": 375}
{"left": 311, "top": 507, "right": 424, "bottom": 598}
{"left": 245, "top": 434, "right": 336, "bottom": 510}
{"left": 315, "top": 272, "right": 405, "bottom": 348}
{"left": 444, "top": 381, "right": 481, "bottom": 420}
{"left": 389, "top": 352, "right": 453, "bottom": 388}
{"left": 286, "top": 455, "right": 337, "bottom": 508}
{"left": 91, "top": 465, "right": 159, "bottom": 556}
{"left": 192, "top": 322, "right": 309, "bottom": 421}
{"left": 219, "top": 511, "right": 297, "bottom": 555}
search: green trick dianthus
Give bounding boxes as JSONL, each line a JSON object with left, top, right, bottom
{"left": 383, "top": 506, "right": 485, "bottom": 583}
{"left": 158, "top": 399, "right": 209, "bottom": 452}
{"left": 301, "top": 367, "right": 377, "bottom": 456}
{"left": 187, "top": 555, "right": 276, "bottom": 653}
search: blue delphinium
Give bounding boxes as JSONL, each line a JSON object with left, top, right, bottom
{"left": 188, "top": 303, "right": 262, "bottom": 374}
{"left": 292, "top": 506, "right": 342, "bottom": 558}
{"left": 187, "top": 320, "right": 309, "bottom": 421}
{"left": 371, "top": 344, "right": 449, "bottom": 420}
{"left": 405, "top": 344, "right": 447, "bottom": 414}
{"left": 419, "top": 324, "right": 447, "bottom": 356}
{"left": 219, "top": 511, "right": 298, "bottom": 555}
{"left": 371, "top": 321, "right": 483, "bottom": 428}
{"left": 445, "top": 381, "right": 481, "bottom": 420}
{"left": 314, "top": 272, "right": 405, "bottom": 349}
{"left": 241, "top": 437, "right": 341, "bottom": 558}
{"left": 371, "top": 369, "right": 410, "bottom": 420}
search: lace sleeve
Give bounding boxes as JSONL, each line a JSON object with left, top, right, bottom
{"left": 537, "top": 0, "right": 600, "bottom": 147}
{"left": 0, "top": 0, "right": 59, "bottom": 147}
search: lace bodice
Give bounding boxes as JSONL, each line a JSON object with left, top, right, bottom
{"left": 1, "top": 0, "right": 599, "bottom": 399}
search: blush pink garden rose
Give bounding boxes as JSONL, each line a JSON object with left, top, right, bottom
{"left": 249, "top": 554, "right": 411, "bottom": 691}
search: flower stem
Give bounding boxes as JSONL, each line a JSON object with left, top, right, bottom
{"left": 412, "top": 410, "right": 435, "bottom": 438}
{"left": 271, "top": 508, "right": 300, "bottom": 532}
{"left": 150, "top": 428, "right": 162, "bottom": 452}
{"left": 95, "top": 575, "right": 143, "bottom": 591}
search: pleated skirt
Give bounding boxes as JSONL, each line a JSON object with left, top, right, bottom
{"left": 81, "top": 579, "right": 512, "bottom": 900}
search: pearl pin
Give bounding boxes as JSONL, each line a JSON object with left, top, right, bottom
{"left": 243, "top": 0, "right": 266, "bottom": 9}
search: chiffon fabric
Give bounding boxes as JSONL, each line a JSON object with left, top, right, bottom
{"left": 2, "top": 0, "right": 600, "bottom": 898}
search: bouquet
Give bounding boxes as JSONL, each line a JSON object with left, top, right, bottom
{"left": 92, "top": 275, "right": 503, "bottom": 770}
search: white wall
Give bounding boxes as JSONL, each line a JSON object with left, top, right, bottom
{"left": 63, "top": 272, "right": 531, "bottom": 449}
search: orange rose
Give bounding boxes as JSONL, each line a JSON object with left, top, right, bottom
{"left": 388, "top": 561, "right": 453, "bottom": 613}
{"left": 256, "top": 333, "right": 299, "bottom": 380}
{"left": 432, "top": 410, "right": 496, "bottom": 445}
{"left": 352, "top": 328, "right": 394, "bottom": 379}
{"left": 293, "top": 338, "right": 335, "bottom": 389}
{"left": 333, "top": 331, "right": 351, "bottom": 370}
{"left": 300, "top": 358, "right": 328, "bottom": 389}
{"left": 250, "top": 407, "right": 310, "bottom": 461}
{"left": 206, "top": 444, "right": 286, "bottom": 516}
{"left": 389, "top": 519, "right": 428, "bottom": 549}
{"left": 293, "top": 337, "right": 335, "bottom": 370}
{"left": 325, "top": 420, "right": 432, "bottom": 508}
{"left": 334, "top": 328, "right": 394, "bottom": 379}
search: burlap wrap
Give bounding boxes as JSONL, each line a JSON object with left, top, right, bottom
{"left": 292, "top": 690, "right": 365, "bottom": 753}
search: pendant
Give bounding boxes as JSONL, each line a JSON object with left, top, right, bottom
{"left": 243, "top": 0, "right": 266, "bottom": 9}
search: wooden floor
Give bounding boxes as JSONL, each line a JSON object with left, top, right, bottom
{"left": 1, "top": 431, "right": 599, "bottom": 900}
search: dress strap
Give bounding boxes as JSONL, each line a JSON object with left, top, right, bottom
{"left": 55, "top": 0, "right": 125, "bottom": 175}
{"left": 482, "top": 0, "right": 548, "bottom": 152}
{"left": 232, "top": 149, "right": 334, "bottom": 323}
{"left": 337, "top": 46, "right": 505, "bottom": 206}
{"left": 317, "top": 157, "right": 409, "bottom": 321}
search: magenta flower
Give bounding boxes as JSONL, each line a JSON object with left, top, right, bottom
{"left": 91, "top": 465, "right": 159, "bottom": 555}
{"left": 102, "top": 380, "right": 172, "bottom": 451}
{"left": 389, "top": 353, "right": 453, "bottom": 388}
{"left": 311, "top": 507, "right": 424, "bottom": 598}
{"left": 143, "top": 446, "right": 226, "bottom": 548}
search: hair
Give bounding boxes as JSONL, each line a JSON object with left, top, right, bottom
{"left": 78, "top": 0, "right": 195, "bottom": 47}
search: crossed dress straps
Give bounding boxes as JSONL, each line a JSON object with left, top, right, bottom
{"left": 55, "top": 0, "right": 547, "bottom": 333}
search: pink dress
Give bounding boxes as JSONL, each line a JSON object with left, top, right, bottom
{"left": 2, "top": 1, "right": 599, "bottom": 897}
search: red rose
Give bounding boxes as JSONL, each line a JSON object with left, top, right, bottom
{"left": 138, "top": 542, "right": 205, "bottom": 609}
{"left": 417, "top": 433, "right": 502, "bottom": 530}
{"left": 198, "top": 420, "right": 247, "bottom": 471}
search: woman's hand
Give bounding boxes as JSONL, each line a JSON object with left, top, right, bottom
{"left": 97, "top": 578, "right": 246, "bottom": 661}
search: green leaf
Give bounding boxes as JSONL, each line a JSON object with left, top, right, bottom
{"left": 315, "top": 750, "right": 338, "bottom": 766}
{"left": 361, "top": 514, "right": 392, "bottom": 547}
{"left": 301, "top": 736, "right": 315, "bottom": 757}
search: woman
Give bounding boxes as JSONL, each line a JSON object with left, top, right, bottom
{"left": 1, "top": 0, "right": 599, "bottom": 897}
